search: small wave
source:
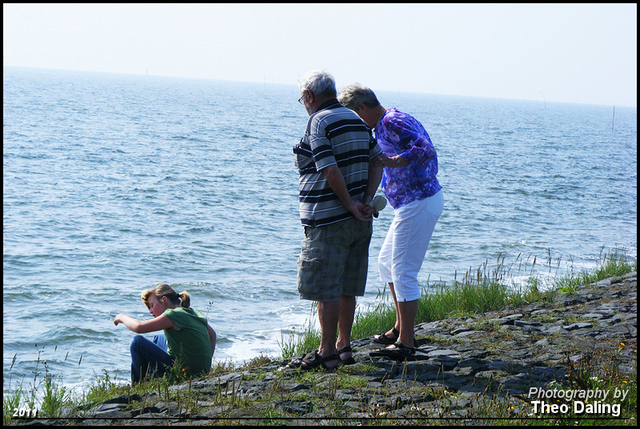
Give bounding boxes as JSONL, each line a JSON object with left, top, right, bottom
{"left": 132, "top": 187, "right": 158, "bottom": 193}
{"left": 507, "top": 189, "right": 529, "bottom": 196}
{"left": 3, "top": 69, "right": 636, "bottom": 394}
{"left": 46, "top": 325, "right": 112, "bottom": 341}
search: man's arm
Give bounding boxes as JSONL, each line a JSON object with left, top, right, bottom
{"left": 322, "top": 164, "right": 371, "bottom": 221}
{"left": 363, "top": 161, "right": 384, "bottom": 206}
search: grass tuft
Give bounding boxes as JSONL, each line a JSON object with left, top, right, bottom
{"left": 2, "top": 248, "right": 636, "bottom": 425}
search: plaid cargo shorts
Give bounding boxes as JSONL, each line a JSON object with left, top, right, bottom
{"left": 297, "top": 217, "right": 372, "bottom": 302}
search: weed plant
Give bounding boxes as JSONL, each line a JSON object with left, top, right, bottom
{"left": 3, "top": 249, "right": 637, "bottom": 425}
{"left": 284, "top": 248, "right": 636, "bottom": 359}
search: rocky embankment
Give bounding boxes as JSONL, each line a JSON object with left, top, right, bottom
{"left": 29, "top": 272, "right": 637, "bottom": 425}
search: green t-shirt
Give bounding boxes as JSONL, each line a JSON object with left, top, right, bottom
{"left": 162, "top": 307, "right": 212, "bottom": 377}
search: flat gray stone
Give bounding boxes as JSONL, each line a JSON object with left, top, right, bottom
{"left": 451, "top": 327, "right": 473, "bottom": 335}
{"left": 501, "top": 314, "right": 524, "bottom": 321}
{"left": 427, "top": 349, "right": 460, "bottom": 357}
{"left": 561, "top": 322, "right": 593, "bottom": 331}
{"left": 514, "top": 320, "right": 541, "bottom": 327}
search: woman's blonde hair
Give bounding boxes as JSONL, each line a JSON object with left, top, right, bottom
{"left": 141, "top": 283, "right": 191, "bottom": 309}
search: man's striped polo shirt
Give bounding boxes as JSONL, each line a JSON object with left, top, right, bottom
{"left": 294, "top": 99, "right": 382, "bottom": 227}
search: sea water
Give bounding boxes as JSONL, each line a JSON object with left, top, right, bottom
{"left": 3, "top": 66, "right": 637, "bottom": 394}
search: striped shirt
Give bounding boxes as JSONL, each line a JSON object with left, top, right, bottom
{"left": 294, "top": 99, "right": 382, "bottom": 227}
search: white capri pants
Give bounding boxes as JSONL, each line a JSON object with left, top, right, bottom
{"left": 379, "top": 190, "right": 443, "bottom": 302}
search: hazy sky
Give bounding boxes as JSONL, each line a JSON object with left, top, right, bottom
{"left": 3, "top": 3, "right": 637, "bottom": 107}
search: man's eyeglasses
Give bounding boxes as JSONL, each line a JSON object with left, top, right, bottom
{"left": 298, "top": 91, "right": 306, "bottom": 105}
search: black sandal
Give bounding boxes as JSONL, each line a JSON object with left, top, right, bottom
{"left": 369, "top": 342, "right": 417, "bottom": 361}
{"left": 373, "top": 327, "right": 399, "bottom": 345}
{"left": 288, "top": 350, "right": 312, "bottom": 368}
{"left": 295, "top": 350, "right": 341, "bottom": 371}
{"left": 338, "top": 346, "right": 356, "bottom": 365}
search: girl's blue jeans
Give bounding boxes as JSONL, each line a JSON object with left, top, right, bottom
{"left": 130, "top": 334, "right": 172, "bottom": 384}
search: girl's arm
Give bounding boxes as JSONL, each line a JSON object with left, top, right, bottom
{"left": 207, "top": 324, "right": 217, "bottom": 355}
{"left": 114, "top": 313, "right": 177, "bottom": 333}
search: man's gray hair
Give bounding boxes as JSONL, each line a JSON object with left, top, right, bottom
{"left": 298, "top": 70, "right": 336, "bottom": 99}
{"left": 337, "top": 83, "right": 380, "bottom": 111}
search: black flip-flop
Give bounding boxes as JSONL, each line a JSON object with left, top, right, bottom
{"left": 369, "top": 342, "right": 417, "bottom": 361}
{"left": 373, "top": 327, "right": 399, "bottom": 345}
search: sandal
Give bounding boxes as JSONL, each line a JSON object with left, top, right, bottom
{"left": 288, "top": 350, "right": 312, "bottom": 368}
{"left": 373, "top": 327, "right": 399, "bottom": 345}
{"left": 338, "top": 346, "right": 356, "bottom": 365}
{"left": 369, "top": 342, "right": 417, "bottom": 362}
{"left": 296, "top": 350, "right": 341, "bottom": 371}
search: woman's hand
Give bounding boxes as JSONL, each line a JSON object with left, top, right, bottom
{"left": 373, "top": 154, "right": 407, "bottom": 168}
{"left": 386, "top": 155, "right": 408, "bottom": 168}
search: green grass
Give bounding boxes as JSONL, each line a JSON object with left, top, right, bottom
{"left": 553, "top": 247, "right": 636, "bottom": 293}
{"left": 285, "top": 248, "right": 636, "bottom": 359}
{"left": 3, "top": 248, "right": 637, "bottom": 425}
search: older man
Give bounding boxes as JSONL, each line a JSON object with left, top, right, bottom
{"left": 292, "top": 70, "right": 383, "bottom": 370}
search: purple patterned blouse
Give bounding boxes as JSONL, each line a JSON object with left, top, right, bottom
{"left": 374, "top": 108, "right": 442, "bottom": 209}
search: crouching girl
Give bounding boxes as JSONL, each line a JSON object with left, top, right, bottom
{"left": 114, "top": 283, "right": 216, "bottom": 384}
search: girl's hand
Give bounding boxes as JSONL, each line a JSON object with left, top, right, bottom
{"left": 113, "top": 313, "right": 125, "bottom": 326}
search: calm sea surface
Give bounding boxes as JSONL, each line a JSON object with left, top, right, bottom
{"left": 3, "top": 66, "right": 637, "bottom": 394}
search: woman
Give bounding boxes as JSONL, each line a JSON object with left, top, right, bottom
{"left": 114, "top": 283, "right": 216, "bottom": 383}
{"left": 338, "top": 83, "right": 444, "bottom": 360}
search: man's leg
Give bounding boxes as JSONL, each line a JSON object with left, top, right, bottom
{"left": 336, "top": 294, "right": 356, "bottom": 351}
{"left": 317, "top": 300, "right": 340, "bottom": 358}
{"left": 336, "top": 218, "right": 371, "bottom": 352}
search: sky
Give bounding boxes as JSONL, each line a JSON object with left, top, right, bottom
{"left": 3, "top": 3, "right": 637, "bottom": 107}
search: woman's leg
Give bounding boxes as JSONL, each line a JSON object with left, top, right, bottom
{"left": 387, "top": 282, "right": 400, "bottom": 332}
{"left": 397, "top": 299, "right": 419, "bottom": 348}
{"left": 130, "top": 335, "right": 173, "bottom": 384}
{"left": 379, "top": 224, "right": 400, "bottom": 338}
{"left": 388, "top": 191, "right": 444, "bottom": 348}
